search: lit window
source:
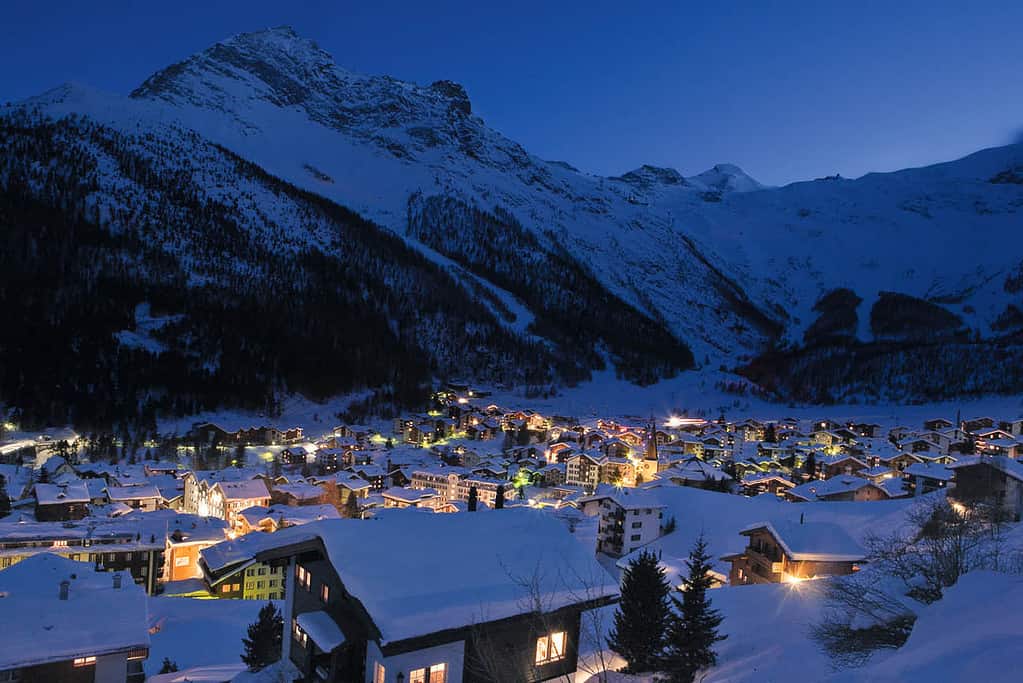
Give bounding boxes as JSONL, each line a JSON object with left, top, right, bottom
{"left": 410, "top": 668, "right": 426, "bottom": 683}
{"left": 73, "top": 656, "right": 97, "bottom": 667}
{"left": 320, "top": 583, "right": 330, "bottom": 603}
{"left": 292, "top": 619, "right": 308, "bottom": 648}
{"left": 430, "top": 663, "right": 447, "bottom": 683}
{"left": 374, "top": 663, "right": 386, "bottom": 683}
{"left": 535, "top": 631, "right": 566, "bottom": 664}
{"left": 127, "top": 647, "right": 148, "bottom": 660}
{"left": 296, "top": 565, "right": 312, "bottom": 590}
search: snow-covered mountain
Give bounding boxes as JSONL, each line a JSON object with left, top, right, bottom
{"left": 5, "top": 26, "right": 1023, "bottom": 420}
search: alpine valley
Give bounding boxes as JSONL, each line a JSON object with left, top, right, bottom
{"left": 3, "top": 26, "right": 1023, "bottom": 429}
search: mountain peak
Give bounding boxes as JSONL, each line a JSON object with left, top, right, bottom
{"left": 131, "top": 25, "right": 340, "bottom": 107}
{"left": 613, "top": 164, "right": 687, "bottom": 188}
{"left": 689, "top": 163, "right": 764, "bottom": 193}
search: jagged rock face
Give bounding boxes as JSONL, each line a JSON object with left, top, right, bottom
{"left": 130, "top": 26, "right": 502, "bottom": 164}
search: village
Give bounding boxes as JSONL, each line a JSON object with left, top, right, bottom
{"left": 1, "top": 384, "right": 1022, "bottom": 683}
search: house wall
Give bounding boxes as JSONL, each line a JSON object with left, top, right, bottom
{"left": 954, "top": 465, "right": 1023, "bottom": 518}
{"left": 17, "top": 652, "right": 137, "bottom": 683}
{"left": 35, "top": 502, "right": 89, "bottom": 522}
{"left": 462, "top": 608, "right": 582, "bottom": 683}
{"left": 165, "top": 542, "right": 210, "bottom": 582}
{"left": 242, "top": 561, "right": 285, "bottom": 600}
{"left": 366, "top": 639, "right": 465, "bottom": 683}
{"left": 595, "top": 500, "right": 662, "bottom": 557}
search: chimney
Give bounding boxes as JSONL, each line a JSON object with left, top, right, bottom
{"left": 59, "top": 579, "right": 70, "bottom": 600}
{"left": 113, "top": 573, "right": 122, "bottom": 589}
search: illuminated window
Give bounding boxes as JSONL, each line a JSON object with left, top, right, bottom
{"left": 73, "top": 656, "right": 97, "bottom": 667}
{"left": 292, "top": 619, "right": 308, "bottom": 648}
{"left": 320, "top": 583, "right": 330, "bottom": 603}
{"left": 408, "top": 663, "right": 446, "bottom": 683}
{"left": 296, "top": 565, "right": 311, "bottom": 590}
{"left": 373, "top": 663, "right": 385, "bottom": 683}
{"left": 535, "top": 631, "right": 566, "bottom": 664}
{"left": 220, "top": 585, "right": 230, "bottom": 594}
{"left": 127, "top": 647, "right": 148, "bottom": 661}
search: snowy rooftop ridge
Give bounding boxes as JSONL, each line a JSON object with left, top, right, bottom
{"left": 740, "top": 520, "right": 866, "bottom": 562}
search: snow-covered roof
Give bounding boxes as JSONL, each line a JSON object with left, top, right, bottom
{"left": 741, "top": 520, "right": 866, "bottom": 562}
{"left": 579, "top": 485, "right": 666, "bottom": 510}
{"left": 34, "top": 481, "right": 90, "bottom": 505}
{"left": 0, "top": 554, "right": 148, "bottom": 670}
{"left": 273, "top": 482, "right": 322, "bottom": 501}
{"left": 200, "top": 530, "right": 285, "bottom": 572}
{"left": 904, "top": 462, "right": 955, "bottom": 481}
{"left": 106, "top": 484, "right": 161, "bottom": 501}
{"left": 947, "top": 455, "right": 1023, "bottom": 482}
{"left": 253, "top": 510, "right": 618, "bottom": 644}
{"left": 787, "top": 475, "right": 884, "bottom": 501}
{"left": 381, "top": 486, "right": 439, "bottom": 503}
{"left": 215, "top": 479, "right": 270, "bottom": 500}
{"left": 296, "top": 610, "right": 346, "bottom": 651}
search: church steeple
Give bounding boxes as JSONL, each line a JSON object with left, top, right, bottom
{"left": 644, "top": 417, "right": 658, "bottom": 461}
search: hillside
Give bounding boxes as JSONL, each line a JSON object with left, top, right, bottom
{"left": 3, "top": 26, "right": 1023, "bottom": 426}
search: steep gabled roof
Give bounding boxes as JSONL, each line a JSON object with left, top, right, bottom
{"left": 741, "top": 520, "right": 866, "bottom": 562}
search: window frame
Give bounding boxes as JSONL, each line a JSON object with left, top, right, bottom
{"left": 535, "top": 630, "right": 567, "bottom": 665}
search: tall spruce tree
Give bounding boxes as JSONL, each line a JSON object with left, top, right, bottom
{"left": 660, "top": 534, "right": 726, "bottom": 683}
{"left": 608, "top": 550, "right": 671, "bottom": 673}
{"left": 241, "top": 601, "right": 283, "bottom": 671}
{"left": 467, "top": 486, "right": 479, "bottom": 512}
{"left": 495, "top": 484, "right": 505, "bottom": 509}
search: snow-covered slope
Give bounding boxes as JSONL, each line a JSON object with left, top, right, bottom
{"left": 9, "top": 26, "right": 1023, "bottom": 406}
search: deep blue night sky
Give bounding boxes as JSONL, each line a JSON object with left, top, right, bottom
{"left": 3, "top": 1, "right": 1021, "bottom": 184}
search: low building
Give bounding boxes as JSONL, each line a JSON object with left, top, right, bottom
{"left": 723, "top": 520, "right": 865, "bottom": 585}
{"left": 0, "top": 554, "right": 149, "bottom": 682}
{"left": 248, "top": 511, "right": 618, "bottom": 682}
{"left": 903, "top": 462, "right": 954, "bottom": 496}
{"left": 34, "top": 481, "right": 90, "bottom": 521}
{"left": 381, "top": 487, "right": 442, "bottom": 510}
{"left": 949, "top": 456, "right": 1023, "bottom": 519}
{"left": 164, "top": 516, "right": 232, "bottom": 584}
{"left": 740, "top": 472, "right": 795, "bottom": 497}
{"left": 106, "top": 484, "right": 162, "bottom": 512}
{"left": 785, "top": 475, "right": 891, "bottom": 502}
{"left": 199, "top": 532, "right": 290, "bottom": 600}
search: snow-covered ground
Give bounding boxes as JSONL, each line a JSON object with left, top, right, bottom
{"left": 146, "top": 596, "right": 281, "bottom": 677}
{"left": 830, "top": 571, "right": 1023, "bottom": 683}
